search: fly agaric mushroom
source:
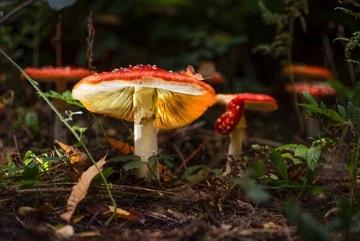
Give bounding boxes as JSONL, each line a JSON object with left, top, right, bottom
{"left": 282, "top": 64, "right": 334, "bottom": 81}
{"left": 286, "top": 82, "right": 336, "bottom": 136}
{"left": 283, "top": 64, "right": 335, "bottom": 136}
{"left": 215, "top": 93, "right": 278, "bottom": 175}
{"left": 72, "top": 64, "right": 216, "bottom": 181}
{"left": 23, "top": 66, "right": 91, "bottom": 142}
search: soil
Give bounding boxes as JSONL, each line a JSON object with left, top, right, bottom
{"left": 0, "top": 97, "right": 357, "bottom": 241}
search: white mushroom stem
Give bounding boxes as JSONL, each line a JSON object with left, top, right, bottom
{"left": 225, "top": 117, "right": 247, "bottom": 175}
{"left": 133, "top": 86, "right": 159, "bottom": 181}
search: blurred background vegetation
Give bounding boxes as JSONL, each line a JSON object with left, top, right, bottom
{"left": 0, "top": 0, "right": 359, "bottom": 141}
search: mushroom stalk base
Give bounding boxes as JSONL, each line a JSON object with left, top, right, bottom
{"left": 134, "top": 121, "right": 158, "bottom": 180}
{"left": 225, "top": 127, "right": 246, "bottom": 175}
{"left": 134, "top": 86, "right": 158, "bottom": 181}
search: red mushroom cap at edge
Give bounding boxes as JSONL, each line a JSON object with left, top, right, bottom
{"left": 286, "top": 82, "right": 336, "bottom": 96}
{"left": 282, "top": 64, "right": 334, "bottom": 80}
{"left": 23, "top": 66, "right": 92, "bottom": 81}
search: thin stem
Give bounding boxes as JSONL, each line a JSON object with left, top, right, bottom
{"left": 287, "top": 17, "right": 305, "bottom": 134}
{"left": 0, "top": 48, "right": 117, "bottom": 225}
{"left": 55, "top": 15, "right": 62, "bottom": 67}
{"left": 0, "top": 0, "right": 34, "bottom": 24}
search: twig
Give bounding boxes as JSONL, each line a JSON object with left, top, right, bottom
{"left": 54, "top": 15, "right": 62, "bottom": 67}
{"left": 16, "top": 187, "right": 72, "bottom": 193}
{"left": 0, "top": 48, "right": 117, "bottom": 225}
{"left": 0, "top": 0, "right": 34, "bottom": 25}
{"left": 173, "top": 137, "right": 212, "bottom": 175}
{"left": 12, "top": 134, "right": 21, "bottom": 161}
{"left": 86, "top": 11, "right": 96, "bottom": 72}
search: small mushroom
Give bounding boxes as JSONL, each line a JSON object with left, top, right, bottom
{"left": 215, "top": 93, "right": 278, "bottom": 175}
{"left": 72, "top": 64, "right": 216, "bottom": 181}
{"left": 23, "top": 66, "right": 91, "bottom": 142}
{"left": 282, "top": 64, "right": 334, "bottom": 81}
{"left": 283, "top": 64, "right": 335, "bottom": 136}
{"left": 286, "top": 82, "right": 336, "bottom": 136}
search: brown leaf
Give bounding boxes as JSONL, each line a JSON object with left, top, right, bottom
{"left": 108, "top": 205, "right": 145, "bottom": 224}
{"left": 55, "top": 140, "right": 88, "bottom": 164}
{"left": 60, "top": 156, "right": 107, "bottom": 222}
{"left": 108, "top": 138, "right": 134, "bottom": 155}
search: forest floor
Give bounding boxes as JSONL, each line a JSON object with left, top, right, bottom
{"left": 0, "top": 98, "right": 357, "bottom": 241}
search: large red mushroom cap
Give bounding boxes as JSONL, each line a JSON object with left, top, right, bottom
{"left": 282, "top": 64, "right": 334, "bottom": 80}
{"left": 215, "top": 93, "right": 278, "bottom": 135}
{"left": 72, "top": 64, "right": 216, "bottom": 129}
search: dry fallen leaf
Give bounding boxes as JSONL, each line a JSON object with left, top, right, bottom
{"left": 55, "top": 140, "right": 88, "bottom": 164}
{"left": 108, "top": 138, "right": 134, "bottom": 155}
{"left": 60, "top": 156, "right": 106, "bottom": 222}
{"left": 55, "top": 224, "right": 74, "bottom": 239}
{"left": 108, "top": 205, "right": 145, "bottom": 224}
{"left": 197, "top": 61, "right": 224, "bottom": 84}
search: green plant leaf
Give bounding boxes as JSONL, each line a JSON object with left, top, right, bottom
{"left": 337, "top": 105, "right": 348, "bottom": 120}
{"left": 303, "top": 91, "right": 319, "bottom": 107}
{"left": 298, "top": 103, "right": 326, "bottom": 115}
{"left": 294, "top": 144, "right": 309, "bottom": 159}
{"left": 92, "top": 167, "right": 114, "bottom": 186}
{"left": 326, "top": 109, "right": 344, "bottom": 123}
{"left": 306, "top": 146, "right": 321, "bottom": 171}
{"left": 183, "top": 165, "right": 209, "bottom": 182}
{"left": 123, "top": 160, "right": 150, "bottom": 171}
{"left": 44, "top": 90, "right": 84, "bottom": 108}
{"left": 231, "top": 177, "right": 270, "bottom": 203}
{"left": 21, "top": 163, "right": 39, "bottom": 188}
{"left": 269, "top": 147, "right": 288, "bottom": 181}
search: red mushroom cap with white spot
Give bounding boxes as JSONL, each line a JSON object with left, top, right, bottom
{"left": 215, "top": 93, "right": 278, "bottom": 135}
{"left": 215, "top": 97, "right": 245, "bottom": 135}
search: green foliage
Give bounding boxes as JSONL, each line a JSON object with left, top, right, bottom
{"left": 285, "top": 200, "right": 332, "bottom": 241}
{"left": 43, "top": 90, "right": 84, "bottom": 108}
{"left": 253, "top": 0, "right": 308, "bottom": 58}
{"left": 231, "top": 177, "right": 270, "bottom": 203}
{"left": 269, "top": 147, "right": 289, "bottom": 181}
{"left": 122, "top": 154, "right": 174, "bottom": 171}
{"left": 301, "top": 91, "right": 360, "bottom": 129}
{"left": 335, "top": 1, "right": 360, "bottom": 64}
{"left": 11, "top": 107, "right": 39, "bottom": 133}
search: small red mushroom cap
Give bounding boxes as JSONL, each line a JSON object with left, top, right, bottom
{"left": 286, "top": 82, "right": 335, "bottom": 96}
{"left": 215, "top": 93, "right": 278, "bottom": 135}
{"left": 215, "top": 97, "right": 245, "bottom": 135}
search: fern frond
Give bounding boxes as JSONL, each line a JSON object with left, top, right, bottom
{"left": 336, "top": 6, "right": 360, "bottom": 19}
{"left": 258, "top": 0, "right": 287, "bottom": 26}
